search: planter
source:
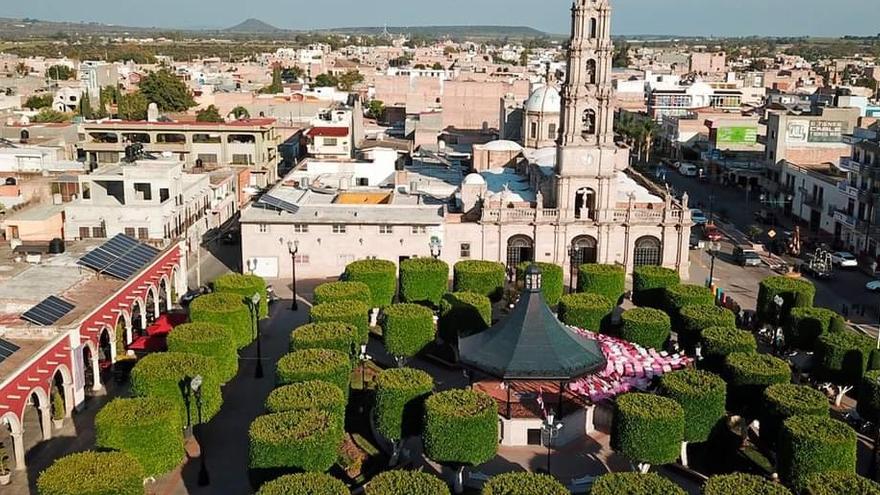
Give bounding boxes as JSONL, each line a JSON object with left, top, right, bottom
{"left": 0, "top": 472, "right": 11, "bottom": 486}
{"left": 53, "top": 419, "right": 64, "bottom": 429}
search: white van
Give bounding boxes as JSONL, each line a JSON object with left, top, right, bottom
{"left": 678, "top": 163, "right": 699, "bottom": 177}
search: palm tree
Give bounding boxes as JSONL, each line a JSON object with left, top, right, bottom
{"left": 229, "top": 106, "right": 250, "bottom": 120}
{"left": 639, "top": 119, "right": 659, "bottom": 165}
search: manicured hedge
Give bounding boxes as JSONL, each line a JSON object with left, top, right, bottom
{"left": 213, "top": 272, "right": 268, "bottom": 318}
{"left": 778, "top": 415, "right": 857, "bottom": 491}
{"left": 724, "top": 352, "right": 790, "bottom": 417}
{"left": 95, "top": 397, "right": 183, "bottom": 477}
{"left": 310, "top": 300, "right": 369, "bottom": 345}
{"left": 381, "top": 303, "right": 435, "bottom": 359}
{"left": 632, "top": 266, "right": 680, "bottom": 309}
{"left": 257, "top": 473, "right": 349, "bottom": 495}
{"left": 37, "top": 451, "right": 145, "bottom": 495}
{"left": 264, "top": 380, "right": 347, "bottom": 416}
{"left": 276, "top": 349, "right": 352, "bottom": 396}
{"left": 785, "top": 307, "right": 846, "bottom": 350}
{"left": 344, "top": 259, "right": 397, "bottom": 308}
{"left": 591, "top": 472, "right": 686, "bottom": 495}
{"left": 664, "top": 284, "right": 714, "bottom": 313}
{"left": 375, "top": 367, "right": 434, "bottom": 441}
{"left": 481, "top": 472, "right": 569, "bottom": 495}
{"left": 859, "top": 370, "right": 880, "bottom": 422}
{"left": 454, "top": 260, "right": 506, "bottom": 301}
{"left": 702, "top": 473, "right": 792, "bottom": 495}
{"left": 130, "top": 352, "right": 222, "bottom": 424}
{"left": 313, "top": 281, "right": 372, "bottom": 306}
{"left": 438, "top": 292, "right": 491, "bottom": 341}
{"left": 816, "top": 330, "right": 876, "bottom": 386}
{"left": 620, "top": 307, "right": 671, "bottom": 350}
{"left": 166, "top": 322, "right": 238, "bottom": 383}
{"left": 760, "top": 383, "right": 828, "bottom": 449}
{"left": 189, "top": 292, "right": 252, "bottom": 349}
{"left": 659, "top": 369, "right": 726, "bottom": 443}
{"left": 756, "top": 276, "right": 815, "bottom": 323}
{"left": 516, "top": 262, "right": 564, "bottom": 306}
{"left": 577, "top": 263, "right": 625, "bottom": 303}
{"left": 802, "top": 471, "right": 880, "bottom": 495}
{"left": 558, "top": 292, "right": 614, "bottom": 332}
{"left": 611, "top": 392, "right": 684, "bottom": 466}
{"left": 679, "top": 304, "right": 736, "bottom": 352}
{"left": 248, "top": 409, "right": 344, "bottom": 472}
{"left": 366, "top": 470, "right": 450, "bottom": 495}
{"left": 423, "top": 389, "right": 498, "bottom": 467}
{"left": 399, "top": 258, "right": 449, "bottom": 307}
{"left": 290, "top": 322, "right": 357, "bottom": 357}
{"left": 700, "top": 326, "right": 757, "bottom": 372}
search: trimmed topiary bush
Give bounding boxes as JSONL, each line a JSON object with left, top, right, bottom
{"left": 166, "top": 322, "right": 238, "bottom": 383}
{"left": 344, "top": 259, "right": 397, "bottom": 308}
{"left": 702, "top": 473, "right": 792, "bottom": 495}
{"left": 454, "top": 260, "right": 506, "bottom": 301}
{"left": 633, "top": 266, "right": 680, "bottom": 309}
{"left": 130, "top": 352, "right": 223, "bottom": 424}
{"left": 264, "top": 380, "right": 347, "bottom": 416}
{"left": 37, "top": 451, "right": 145, "bottom": 495}
{"left": 95, "top": 397, "right": 183, "bottom": 477}
{"left": 313, "top": 281, "right": 372, "bottom": 306}
{"left": 257, "top": 473, "right": 349, "bottom": 495}
{"left": 213, "top": 272, "right": 268, "bottom": 318}
{"left": 760, "top": 383, "right": 828, "bottom": 449}
{"left": 659, "top": 369, "right": 726, "bottom": 444}
{"left": 802, "top": 471, "right": 880, "bottom": 495}
{"left": 516, "top": 262, "right": 564, "bottom": 306}
{"left": 276, "top": 349, "right": 352, "bottom": 396}
{"left": 366, "top": 470, "right": 450, "bottom": 495}
{"left": 438, "top": 292, "right": 491, "bottom": 341}
{"left": 620, "top": 307, "right": 671, "bottom": 349}
{"left": 664, "top": 284, "right": 714, "bottom": 313}
{"left": 558, "top": 292, "right": 614, "bottom": 332}
{"left": 423, "top": 389, "right": 498, "bottom": 467}
{"left": 189, "top": 292, "right": 252, "bottom": 349}
{"left": 290, "top": 322, "right": 357, "bottom": 358}
{"left": 858, "top": 370, "right": 880, "bottom": 422}
{"left": 611, "top": 392, "right": 684, "bottom": 466}
{"left": 757, "top": 276, "right": 815, "bottom": 324}
{"left": 248, "top": 410, "right": 344, "bottom": 472}
{"left": 816, "top": 330, "right": 876, "bottom": 387}
{"left": 778, "top": 415, "right": 857, "bottom": 491}
{"left": 577, "top": 263, "right": 625, "bottom": 303}
{"left": 399, "top": 258, "right": 449, "bottom": 307}
{"left": 679, "top": 304, "right": 736, "bottom": 351}
{"left": 310, "top": 300, "right": 369, "bottom": 345}
{"left": 381, "top": 303, "right": 435, "bottom": 360}
{"left": 785, "top": 307, "right": 846, "bottom": 350}
{"left": 591, "top": 472, "right": 686, "bottom": 495}
{"left": 375, "top": 367, "right": 434, "bottom": 441}
{"left": 724, "top": 352, "right": 790, "bottom": 417}
{"left": 481, "top": 472, "right": 569, "bottom": 495}
{"left": 700, "top": 326, "right": 757, "bottom": 372}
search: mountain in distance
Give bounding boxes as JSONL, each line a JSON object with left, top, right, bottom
{"left": 225, "top": 18, "right": 283, "bottom": 33}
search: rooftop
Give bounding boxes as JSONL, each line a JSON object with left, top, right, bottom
{"left": 82, "top": 118, "right": 277, "bottom": 129}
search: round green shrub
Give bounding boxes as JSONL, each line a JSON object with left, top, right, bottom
{"left": 778, "top": 415, "right": 857, "bottom": 491}
{"left": 516, "top": 262, "right": 564, "bottom": 306}
{"left": 313, "top": 281, "right": 372, "bottom": 306}
{"left": 248, "top": 410, "right": 344, "bottom": 472}
{"left": 785, "top": 307, "right": 846, "bottom": 351}
{"left": 558, "top": 292, "right": 614, "bottom": 331}
{"left": 95, "top": 397, "right": 183, "bottom": 477}
{"left": 438, "top": 292, "right": 491, "bottom": 341}
{"left": 381, "top": 303, "right": 436, "bottom": 359}
{"left": 700, "top": 326, "right": 757, "bottom": 372}
{"left": 664, "top": 284, "right": 714, "bottom": 313}
{"left": 454, "top": 260, "right": 506, "bottom": 301}
{"left": 189, "top": 292, "right": 252, "bottom": 349}
{"left": 257, "top": 473, "right": 349, "bottom": 495}
{"left": 760, "top": 383, "right": 829, "bottom": 449}
{"left": 265, "top": 380, "right": 347, "bottom": 416}
{"left": 276, "top": 349, "right": 352, "bottom": 397}
{"left": 702, "top": 473, "right": 791, "bottom": 495}
{"left": 611, "top": 392, "right": 684, "bottom": 465}
{"left": 37, "top": 451, "right": 145, "bottom": 495}
{"left": 290, "top": 322, "right": 357, "bottom": 357}
{"left": 130, "top": 352, "right": 223, "bottom": 424}
{"left": 310, "top": 300, "right": 369, "bottom": 345}
{"left": 481, "top": 472, "right": 569, "bottom": 495}
{"left": 375, "top": 367, "right": 434, "bottom": 441}
{"left": 213, "top": 272, "right": 268, "bottom": 318}
{"left": 577, "top": 263, "right": 625, "bottom": 303}
{"left": 757, "top": 276, "right": 815, "bottom": 324}
{"left": 591, "top": 472, "right": 686, "bottom": 495}
{"left": 659, "top": 369, "right": 726, "bottom": 443}
{"left": 724, "top": 352, "right": 790, "bottom": 417}
{"left": 399, "top": 258, "right": 449, "bottom": 307}
{"left": 816, "top": 330, "right": 876, "bottom": 386}
{"left": 166, "top": 322, "right": 238, "bottom": 383}
{"left": 423, "top": 389, "right": 498, "bottom": 467}
{"left": 620, "top": 307, "right": 671, "bottom": 349}
{"left": 344, "top": 259, "right": 397, "bottom": 308}
{"left": 802, "top": 471, "right": 880, "bottom": 495}
{"left": 366, "top": 470, "right": 450, "bottom": 495}
{"left": 679, "top": 304, "right": 736, "bottom": 351}
{"left": 633, "top": 266, "right": 680, "bottom": 309}
{"left": 858, "top": 370, "right": 880, "bottom": 422}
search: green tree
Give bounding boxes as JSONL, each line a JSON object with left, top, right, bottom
{"left": 24, "top": 94, "right": 53, "bottom": 109}
{"left": 195, "top": 104, "right": 224, "bottom": 122}
{"left": 32, "top": 108, "right": 68, "bottom": 123}
{"left": 280, "top": 67, "right": 304, "bottom": 83}
{"left": 260, "top": 66, "right": 283, "bottom": 94}
{"left": 337, "top": 70, "right": 364, "bottom": 91}
{"left": 117, "top": 91, "right": 149, "bottom": 120}
{"left": 314, "top": 73, "right": 338, "bottom": 87}
{"left": 78, "top": 91, "right": 94, "bottom": 119}
{"left": 138, "top": 68, "right": 195, "bottom": 112}
{"left": 229, "top": 106, "right": 250, "bottom": 119}
{"left": 432, "top": 62, "right": 445, "bottom": 70}
{"left": 367, "top": 99, "right": 385, "bottom": 120}
{"left": 45, "top": 64, "right": 74, "bottom": 80}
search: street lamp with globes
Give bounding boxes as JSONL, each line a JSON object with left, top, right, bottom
{"left": 190, "top": 374, "right": 209, "bottom": 486}
{"left": 287, "top": 240, "right": 299, "bottom": 311}
{"left": 245, "top": 292, "right": 263, "bottom": 378}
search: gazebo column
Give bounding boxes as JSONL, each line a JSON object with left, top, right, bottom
{"left": 585, "top": 404, "right": 597, "bottom": 434}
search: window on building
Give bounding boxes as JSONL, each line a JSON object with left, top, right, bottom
{"left": 548, "top": 123, "right": 557, "bottom": 136}
{"left": 81, "top": 182, "right": 91, "bottom": 200}
{"left": 197, "top": 153, "right": 218, "bottom": 164}
{"left": 530, "top": 122, "right": 538, "bottom": 139}
{"left": 228, "top": 134, "right": 256, "bottom": 144}
{"left": 259, "top": 224, "right": 269, "bottom": 233}
{"left": 332, "top": 224, "right": 347, "bottom": 234}
{"left": 411, "top": 225, "right": 427, "bottom": 234}
{"left": 97, "top": 151, "right": 119, "bottom": 163}
{"left": 460, "top": 242, "right": 471, "bottom": 258}
{"left": 137, "top": 228, "right": 149, "bottom": 240}
{"left": 122, "top": 133, "right": 150, "bottom": 144}
{"left": 156, "top": 133, "right": 186, "bottom": 144}
{"left": 89, "top": 132, "right": 118, "bottom": 144}
{"left": 79, "top": 227, "right": 90, "bottom": 239}
{"left": 323, "top": 137, "right": 338, "bottom": 147}
{"left": 232, "top": 154, "right": 252, "bottom": 165}
{"left": 379, "top": 225, "right": 393, "bottom": 234}
{"left": 159, "top": 188, "right": 170, "bottom": 202}
{"left": 356, "top": 178, "right": 369, "bottom": 186}
{"left": 133, "top": 182, "right": 152, "bottom": 201}
{"left": 192, "top": 133, "right": 222, "bottom": 144}
{"left": 294, "top": 224, "right": 309, "bottom": 233}
{"left": 92, "top": 226, "right": 106, "bottom": 238}
{"left": 294, "top": 254, "right": 310, "bottom": 264}
{"left": 124, "top": 227, "right": 136, "bottom": 237}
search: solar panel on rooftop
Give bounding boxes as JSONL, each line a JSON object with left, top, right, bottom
{"left": 78, "top": 234, "right": 160, "bottom": 280}
{"left": 21, "top": 295, "right": 76, "bottom": 326}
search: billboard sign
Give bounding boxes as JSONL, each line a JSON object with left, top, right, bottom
{"left": 716, "top": 126, "right": 758, "bottom": 145}
{"left": 807, "top": 120, "right": 844, "bottom": 143}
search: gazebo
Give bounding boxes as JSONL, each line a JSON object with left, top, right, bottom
{"left": 458, "top": 264, "right": 607, "bottom": 446}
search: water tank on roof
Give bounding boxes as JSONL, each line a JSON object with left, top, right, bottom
{"left": 49, "top": 238, "right": 65, "bottom": 254}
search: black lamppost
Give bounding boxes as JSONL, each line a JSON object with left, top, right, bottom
{"left": 191, "top": 374, "right": 209, "bottom": 486}
{"left": 567, "top": 245, "right": 577, "bottom": 294}
{"left": 245, "top": 292, "right": 263, "bottom": 378}
{"left": 287, "top": 240, "right": 299, "bottom": 311}
{"left": 706, "top": 240, "right": 720, "bottom": 289}
{"left": 178, "top": 378, "right": 192, "bottom": 437}
{"left": 358, "top": 343, "right": 371, "bottom": 390}
{"left": 542, "top": 411, "right": 563, "bottom": 475}
{"left": 429, "top": 237, "right": 442, "bottom": 259}
{"left": 772, "top": 295, "right": 784, "bottom": 356}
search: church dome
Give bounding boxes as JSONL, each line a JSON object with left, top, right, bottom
{"left": 463, "top": 173, "right": 486, "bottom": 185}
{"left": 524, "top": 85, "right": 561, "bottom": 114}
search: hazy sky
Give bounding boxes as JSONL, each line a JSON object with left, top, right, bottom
{"left": 5, "top": 0, "right": 879, "bottom": 37}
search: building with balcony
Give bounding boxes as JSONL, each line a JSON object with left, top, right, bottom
{"left": 647, "top": 80, "right": 743, "bottom": 123}
{"left": 835, "top": 123, "right": 880, "bottom": 255}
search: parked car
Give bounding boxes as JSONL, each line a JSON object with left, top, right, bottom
{"left": 180, "top": 285, "right": 212, "bottom": 306}
{"left": 690, "top": 209, "right": 708, "bottom": 225}
{"left": 678, "top": 163, "right": 699, "bottom": 177}
{"left": 830, "top": 251, "right": 858, "bottom": 268}
{"left": 753, "top": 209, "right": 777, "bottom": 225}
{"left": 734, "top": 246, "right": 763, "bottom": 267}
{"left": 690, "top": 233, "right": 704, "bottom": 250}
{"left": 703, "top": 224, "right": 723, "bottom": 242}
{"left": 866, "top": 280, "right": 880, "bottom": 292}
